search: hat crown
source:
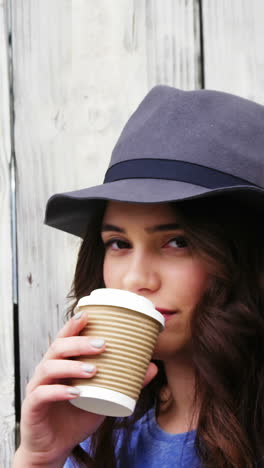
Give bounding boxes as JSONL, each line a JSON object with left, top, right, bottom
{"left": 109, "top": 85, "right": 264, "bottom": 188}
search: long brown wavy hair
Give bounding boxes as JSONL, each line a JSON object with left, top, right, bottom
{"left": 67, "top": 195, "right": 264, "bottom": 468}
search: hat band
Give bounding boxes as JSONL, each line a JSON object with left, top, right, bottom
{"left": 104, "top": 158, "right": 255, "bottom": 189}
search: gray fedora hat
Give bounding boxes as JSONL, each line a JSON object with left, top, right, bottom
{"left": 45, "top": 85, "right": 264, "bottom": 237}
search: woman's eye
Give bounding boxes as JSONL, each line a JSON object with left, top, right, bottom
{"left": 165, "top": 236, "right": 188, "bottom": 249}
{"left": 104, "top": 239, "right": 130, "bottom": 250}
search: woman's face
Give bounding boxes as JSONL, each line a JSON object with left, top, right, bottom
{"left": 101, "top": 201, "right": 209, "bottom": 360}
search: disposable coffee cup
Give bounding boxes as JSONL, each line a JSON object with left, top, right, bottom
{"left": 70, "top": 288, "right": 164, "bottom": 417}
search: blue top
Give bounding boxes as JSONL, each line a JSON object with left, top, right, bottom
{"left": 64, "top": 406, "right": 201, "bottom": 467}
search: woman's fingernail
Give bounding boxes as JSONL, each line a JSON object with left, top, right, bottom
{"left": 73, "top": 311, "right": 83, "bottom": 320}
{"left": 81, "top": 363, "right": 96, "bottom": 373}
{"left": 90, "top": 338, "right": 105, "bottom": 348}
{"left": 67, "top": 387, "right": 80, "bottom": 395}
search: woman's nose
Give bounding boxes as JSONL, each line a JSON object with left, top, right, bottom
{"left": 122, "top": 256, "right": 160, "bottom": 294}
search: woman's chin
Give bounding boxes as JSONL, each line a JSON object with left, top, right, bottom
{"left": 152, "top": 332, "right": 192, "bottom": 361}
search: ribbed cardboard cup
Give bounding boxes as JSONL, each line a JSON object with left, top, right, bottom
{"left": 70, "top": 289, "right": 164, "bottom": 417}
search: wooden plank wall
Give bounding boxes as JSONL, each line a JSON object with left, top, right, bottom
{"left": 0, "top": 0, "right": 15, "bottom": 465}
{"left": 1, "top": 0, "right": 264, "bottom": 465}
{"left": 202, "top": 0, "right": 264, "bottom": 101}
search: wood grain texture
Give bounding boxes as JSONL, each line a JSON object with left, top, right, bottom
{"left": 145, "top": 0, "right": 202, "bottom": 89}
{"left": 0, "top": 0, "right": 15, "bottom": 464}
{"left": 202, "top": 0, "right": 264, "bottom": 102}
{"left": 11, "top": 0, "right": 79, "bottom": 400}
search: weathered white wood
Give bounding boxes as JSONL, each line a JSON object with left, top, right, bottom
{"left": 202, "top": 0, "right": 264, "bottom": 102}
{"left": 12, "top": 0, "right": 80, "bottom": 399}
{"left": 0, "top": 0, "right": 15, "bottom": 464}
{"left": 145, "top": 0, "right": 201, "bottom": 89}
{"left": 12, "top": 0, "right": 202, "bottom": 405}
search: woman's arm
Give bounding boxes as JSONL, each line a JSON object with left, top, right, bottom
{"left": 13, "top": 445, "right": 68, "bottom": 468}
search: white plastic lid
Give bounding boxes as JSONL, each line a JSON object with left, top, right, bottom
{"left": 76, "top": 288, "right": 164, "bottom": 328}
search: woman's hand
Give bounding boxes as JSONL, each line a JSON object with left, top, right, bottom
{"left": 13, "top": 312, "right": 158, "bottom": 467}
{"left": 14, "top": 312, "right": 106, "bottom": 466}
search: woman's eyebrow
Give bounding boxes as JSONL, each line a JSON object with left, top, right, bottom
{"left": 101, "top": 224, "right": 125, "bottom": 233}
{"left": 146, "top": 223, "right": 181, "bottom": 233}
{"left": 101, "top": 223, "right": 181, "bottom": 233}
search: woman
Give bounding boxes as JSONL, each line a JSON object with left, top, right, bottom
{"left": 13, "top": 86, "right": 264, "bottom": 467}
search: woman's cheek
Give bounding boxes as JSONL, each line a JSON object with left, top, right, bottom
{"left": 103, "top": 258, "right": 111, "bottom": 287}
{"left": 103, "top": 257, "right": 120, "bottom": 288}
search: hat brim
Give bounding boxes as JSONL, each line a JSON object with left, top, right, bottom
{"left": 44, "top": 179, "right": 264, "bottom": 237}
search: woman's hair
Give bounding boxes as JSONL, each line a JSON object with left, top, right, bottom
{"left": 67, "top": 196, "right": 264, "bottom": 468}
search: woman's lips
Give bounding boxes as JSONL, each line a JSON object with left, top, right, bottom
{"left": 156, "top": 307, "right": 178, "bottom": 321}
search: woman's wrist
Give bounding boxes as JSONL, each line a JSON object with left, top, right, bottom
{"left": 12, "top": 445, "right": 68, "bottom": 468}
